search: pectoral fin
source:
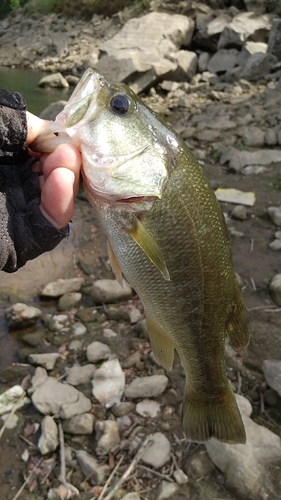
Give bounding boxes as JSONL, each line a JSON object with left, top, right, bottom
{"left": 225, "top": 298, "right": 249, "bottom": 351}
{"left": 107, "top": 240, "right": 124, "bottom": 287}
{"left": 127, "top": 216, "right": 170, "bottom": 280}
{"left": 146, "top": 313, "right": 174, "bottom": 371}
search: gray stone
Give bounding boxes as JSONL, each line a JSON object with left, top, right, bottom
{"left": 156, "top": 480, "right": 179, "bottom": 500}
{"left": 173, "top": 468, "right": 188, "bottom": 485}
{"left": 228, "top": 149, "right": 281, "bottom": 172}
{"left": 141, "top": 432, "right": 171, "bottom": 469}
{"left": 86, "top": 341, "right": 111, "bottom": 363}
{"left": 198, "top": 52, "right": 210, "bottom": 73}
{"left": 263, "top": 359, "right": 281, "bottom": 396}
{"left": 76, "top": 307, "right": 99, "bottom": 323}
{"left": 58, "top": 292, "right": 82, "bottom": 311}
{"left": 111, "top": 402, "right": 135, "bottom": 418}
{"left": 29, "top": 366, "right": 48, "bottom": 393}
{"left": 41, "top": 278, "right": 85, "bottom": 297}
{"left": 38, "top": 72, "right": 69, "bottom": 88}
{"left": 0, "top": 385, "right": 29, "bottom": 416}
{"left": 31, "top": 377, "right": 91, "bottom": 419}
{"left": 268, "top": 207, "right": 281, "bottom": 226}
{"left": 265, "top": 129, "right": 278, "bottom": 146}
{"left": 240, "top": 53, "right": 277, "bottom": 81}
{"left": 206, "top": 394, "right": 281, "bottom": 500}
{"left": 121, "top": 493, "right": 141, "bottom": 500}
{"left": 125, "top": 375, "right": 168, "bottom": 399}
{"left": 70, "top": 321, "right": 87, "bottom": 336}
{"left": 40, "top": 100, "right": 67, "bottom": 120}
{"left": 92, "top": 357, "right": 125, "bottom": 408}
{"left": 22, "top": 330, "right": 45, "bottom": 347}
{"left": 28, "top": 352, "right": 60, "bottom": 371}
{"left": 269, "top": 239, "right": 281, "bottom": 251}
{"left": 218, "top": 12, "right": 272, "bottom": 49}
{"left": 242, "top": 126, "right": 265, "bottom": 147}
{"left": 169, "top": 50, "right": 198, "bottom": 82}
{"left": 122, "top": 351, "right": 142, "bottom": 369}
{"left": 136, "top": 399, "right": 161, "bottom": 418}
{"left": 5, "top": 303, "right": 42, "bottom": 329}
{"left": 188, "top": 449, "right": 215, "bottom": 479}
{"left": 38, "top": 416, "right": 59, "bottom": 455}
{"left": 66, "top": 364, "right": 96, "bottom": 386}
{"left": 76, "top": 450, "right": 110, "bottom": 485}
{"left": 68, "top": 339, "right": 83, "bottom": 351}
{"left": 62, "top": 413, "right": 95, "bottom": 435}
{"left": 267, "top": 18, "right": 281, "bottom": 61}
{"left": 95, "top": 420, "right": 120, "bottom": 455}
{"left": 90, "top": 279, "right": 133, "bottom": 303}
{"left": 42, "top": 313, "right": 68, "bottom": 332}
{"left": 103, "top": 327, "right": 117, "bottom": 338}
{"left": 207, "top": 13, "right": 231, "bottom": 36}
{"left": 231, "top": 205, "right": 247, "bottom": 220}
{"left": 208, "top": 49, "right": 238, "bottom": 74}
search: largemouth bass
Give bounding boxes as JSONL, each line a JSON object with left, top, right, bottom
{"left": 33, "top": 68, "right": 249, "bottom": 444}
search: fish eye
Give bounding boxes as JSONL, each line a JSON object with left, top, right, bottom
{"left": 110, "top": 94, "right": 130, "bottom": 115}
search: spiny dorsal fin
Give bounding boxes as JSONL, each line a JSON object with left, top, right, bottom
{"left": 126, "top": 216, "right": 170, "bottom": 281}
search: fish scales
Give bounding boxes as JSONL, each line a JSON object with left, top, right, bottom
{"left": 32, "top": 67, "right": 249, "bottom": 444}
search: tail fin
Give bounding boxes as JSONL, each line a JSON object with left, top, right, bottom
{"left": 182, "top": 384, "right": 246, "bottom": 444}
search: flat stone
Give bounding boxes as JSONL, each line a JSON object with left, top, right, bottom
{"left": 5, "top": 303, "right": 42, "bottom": 329}
{"left": 95, "top": 420, "right": 120, "bottom": 455}
{"left": 208, "top": 48, "right": 238, "bottom": 74}
{"left": 121, "top": 494, "right": 141, "bottom": 500}
{"left": 0, "top": 385, "right": 29, "bottom": 416}
{"left": 66, "top": 364, "right": 96, "bottom": 386}
{"left": 262, "top": 359, "right": 281, "bottom": 396}
{"left": 111, "top": 402, "right": 135, "bottom": 418}
{"left": 268, "top": 207, "right": 281, "bottom": 226}
{"left": 240, "top": 53, "right": 277, "bottom": 81}
{"left": 28, "top": 352, "right": 60, "bottom": 371}
{"left": 242, "top": 126, "right": 265, "bottom": 147}
{"left": 215, "top": 188, "right": 256, "bottom": 207}
{"left": 86, "top": 341, "right": 111, "bottom": 363}
{"left": 92, "top": 357, "right": 125, "bottom": 408}
{"left": 90, "top": 279, "right": 133, "bottom": 303}
{"left": 38, "top": 415, "right": 59, "bottom": 455}
{"left": 62, "top": 413, "right": 95, "bottom": 435}
{"left": 173, "top": 468, "right": 188, "bottom": 485}
{"left": 141, "top": 432, "right": 171, "bottom": 469}
{"left": 31, "top": 377, "right": 91, "bottom": 419}
{"left": 125, "top": 375, "right": 168, "bottom": 399}
{"left": 41, "top": 278, "right": 85, "bottom": 297}
{"left": 38, "top": 72, "right": 69, "bottom": 88}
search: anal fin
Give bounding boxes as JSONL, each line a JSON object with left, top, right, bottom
{"left": 146, "top": 313, "right": 174, "bottom": 371}
{"left": 225, "top": 297, "right": 249, "bottom": 351}
{"left": 107, "top": 240, "right": 124, "bottom": 287}
{"left": 126, "top": 216, "right": 170, "bottom": 281}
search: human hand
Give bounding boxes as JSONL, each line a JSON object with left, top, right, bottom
{"left": 26, "top": 111, "right": 81, "bottom": 230}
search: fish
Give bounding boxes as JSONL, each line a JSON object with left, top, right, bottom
{"left": 33, "top": 67, "right": 250, "bottom": 444}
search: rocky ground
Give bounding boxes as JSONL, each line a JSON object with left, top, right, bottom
{"left": 0, "top": 1, "right": 281, "bottom": 500}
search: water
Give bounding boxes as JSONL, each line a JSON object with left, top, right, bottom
{"left": 0, "top": 67, "right": 72, "bottom": 115}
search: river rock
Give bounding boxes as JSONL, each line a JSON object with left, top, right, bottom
{"left": 269, "top": 273, "right": 281, "bottom": 306}
{"left": 66, "top": 364, "right": 96, "bottom": 386}
{"left": 231, "top": 205, "right": 247, "bottom": 220}
{"left": 207, "top": 48, "right": 238, "bottom": 74}
{"left": 90, "top": 279, "right": 133, "bottom": 303}
{"left": 227, "top": 149, "right": 281, "bottom": 172}
{"left": 242, "top": 126, "right": 265, "bottom": 147}
{"left": 173, "top": 468, "right": 188, "bottom": 485}
{"left": 76, "top": 306, "right": 99, "bottom": 323}
{"left": 125, "top": 375, "right": 168, "bottom": 399}
{"left": 268, "top": 207, "right": 281, "bottom": 227}
{"left": 28, "top": 352, "right": 60, "bottom": 371}
{"left": 92, "top": 357, "right": 125, "bottom": 408}
{"left": 121, "top": 494, "right": 141, "bottom": 500}
{"left": 41, "top": 278, "right": 85, "bottom": 297}
{"left": 38, "top": 72, "right": 69, "bottom": 88}
{"left": 95, "top": 420, "right": 120, "bottom": 455}
{"left": 5, "top": 303, "right": 42, "bottom": 329}
{"left": 136, "top": 399, "right": 161, "bottom": 418}
{"left": 31, "top": 377, "right": 91, "bottom": 418}
{"left": 76, "top": 450, "right": 109, "bottom": 485}
{"left": 58, "top": 292, "right": 82, "bottom": 311}
{"left": 240, "top": 52, "right": 277, "bottom": 81}
{"left": 141, "top": 432, "right": 171, "bottom": 469}
{"left": 86, "top": 341, "right": 111, "bottom": 363}
{"left": 205, "top": 395, "right": 281, "bottom": 500}
{"left": 262, "top": 359, "right": 281, "bottom": 396}
{"left": 0, "top": 385, "right": 29, "bottom": 415}
{"left": 38, "top": 415, "right": 59, "bottom": 455}
{"left": 39, "top": 100, "right": 67, "bottom": 120}
{"left": 70, "top": 321, "right": 87, "bottom": 336}
{"left": 156, "top": 480, "right": 179, "bottom": 500}
{"left": 62, "top": 413, "right": 95, "bottom": 435}
{"left": 111, "top": 401, "right": 135, "bottom": 418}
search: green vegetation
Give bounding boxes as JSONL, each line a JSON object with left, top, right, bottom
{"left": 0, "top": 0, "right": 151, "bottom": 19}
